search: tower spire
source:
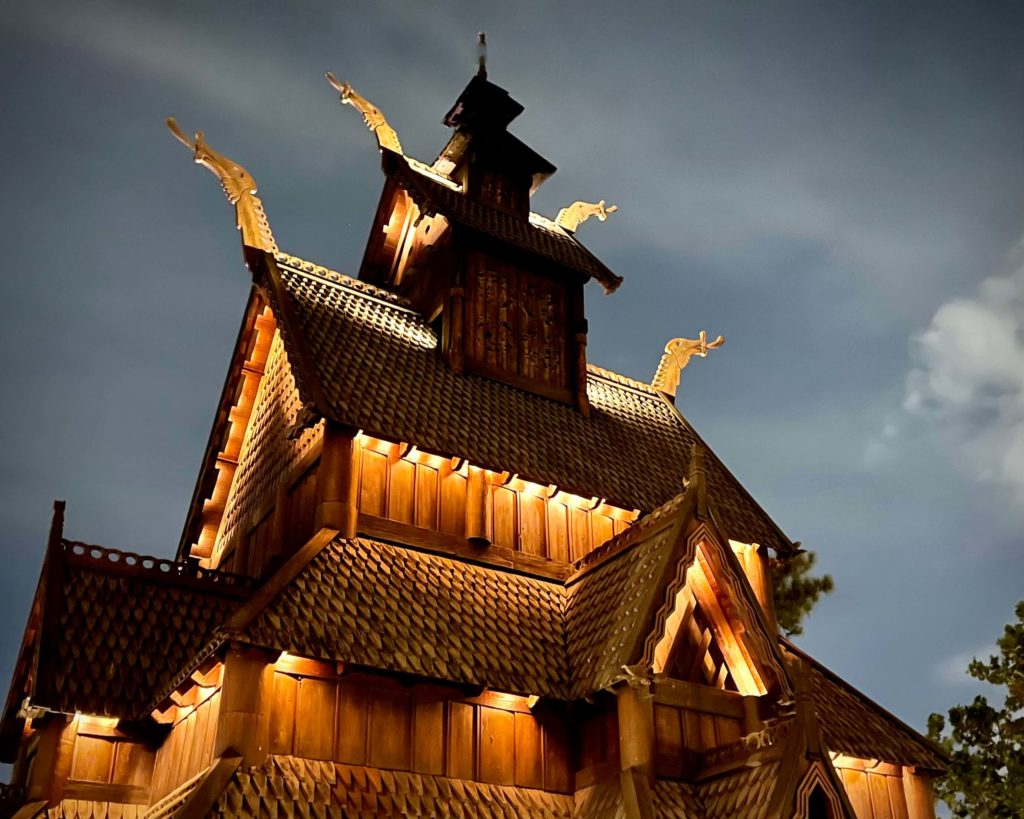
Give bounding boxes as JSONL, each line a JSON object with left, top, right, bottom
{"left": 477, "top": 32, "right": 488, "bottom": 79}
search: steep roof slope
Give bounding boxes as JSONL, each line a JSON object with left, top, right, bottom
{"left": 259, "top": 252, "right": 794, "bottom": 555}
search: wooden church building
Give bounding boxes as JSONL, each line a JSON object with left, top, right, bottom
{"left": 0, "top": 66, "right": 947, "bottom": 819}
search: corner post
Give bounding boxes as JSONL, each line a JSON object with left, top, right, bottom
{"left": 465, "top": 465, "right": 490, "bottom": 547}
{"left": 616, "top": 683, "right": 655, "bottom": 784}
{"left": 902, "top": 768, "right": 937, "bottom": 819}
{"left": 315, "top": 422, "right": 359, "bottom": 538}
{"left": 215, "top": 644, "right": 279, "bottom": 767}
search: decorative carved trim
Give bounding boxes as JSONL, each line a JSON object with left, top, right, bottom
{"left": 167, "top": 118, "right": 277, "bottom": 253}
{"left": 62, "top": 540, "right": 254, "bottom": 597}
{"left": 652, "top": 331, "right": 725, "bottom": 397}
{"left": 700, "top": 719, "right": 793, "bottom": 769}
{"left": 794, "top": 761, "right": 847, "bottom": 819}
{"left": 326, "top": 73, "right": 403, "bottom": 154}
{"left": 273, "top": 253, "right": 412, "bottom": 307}
{"left": 554, "top": 200, "right": 618, "bottom": 232}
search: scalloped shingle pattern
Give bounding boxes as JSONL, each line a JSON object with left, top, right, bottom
{"left": 245, "top": 537, "right": 571, "bottom": 697}
{"left": 209, "top": 756, "right": 575, "bottom": 819}
{"left": 45, "top": 556, "right": 242, "bottom": 718}
{"left": 272, "top": 261, "right": 789, "bottom": 554}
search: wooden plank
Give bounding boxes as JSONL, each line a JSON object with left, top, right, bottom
{"left": 335, "top": 682, "right": 369, "bottom": 764}
{"left": 699, "top": 714, "right": 717, "bottom": 750}
{"left": 275, "top": 654, "right": 338, "bottom": 680}
{"left": 654, "top": 704, "right": 684, "bottom": 758}
{"left": 869, "top": 771, "right": 893, "bottom": 819}
{"left": 439, "top": 467, "right": 466, "bottom": 537}
{"left": 368, "top": 688, "right": 411, "bottom": 770}
{"left": 714, "top": 717, "right": 742, "bottom": 746}
{"left": 513, "top": 712, "right": 544, "bottom": 789}
{"left": 569, "top": 506, "right": 591, "bottom": 561}
{"left": 412, "top": 698, "right": 445, "bottom": 775}
{"left": 111, "top": 743, "right": 154, "bottom": 788}
{"left": 269, "top": 672, "right": 297, "bottom": 755}
{"left": 62, "top": 781, "right": 149, "bottom": 805}
{"left": 478, "top": 706, "right": 516, "bottom": 785}
{"left": 359, "top": 449, "right": 388, "bottom": 517}
{"left": 546, "top": 501, "right": 570, "bottom": 564}
{"left": 541, "top": 712, "right": 570, "bottom": 794}
{"left": 446, "top": 702, "right": 475, "bottom": 780}
{"left": 70, "top": 735, "right": 115, "bottom": 783}
{"left": 414, "top": 463, "right": 439, "bottom": 530}
{"left": 388, "top": 458, "right": 415, "bottom": 524}
{"left": 519, "top": 493, "right": 547, "bottom": 557}
{"left": 652, "top": 679, "right": 746, "bottom": 719}
{"left": 186, "top": 698, "right": 210, "bottom": 777}
{"left": 887, "top": 774, "right": 910, "bottom": 819}
{"left": 295, "top": 678, "right": 337, "bottom": 760}
{"left": 492, "top": 486, "right": 517, "bottom": 549}
{"left": 842, "top": 769, "right": 874, "bottom": 819}
{"left": 591, "top": 512, "right": 614, "bottom": 549}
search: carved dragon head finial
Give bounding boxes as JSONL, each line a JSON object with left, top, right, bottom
{"left": 651, "top": 331, "right": 725, "bottom": 398}
{"left": 325, "top": 72, "right": 403, "bottom": 155}
{"left": 166, "top": 117, "right": 277, "bottom": 253}
{"left": 554, "top": 200, "right": 619, "bottom": 232}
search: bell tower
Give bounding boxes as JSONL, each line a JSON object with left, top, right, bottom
{"left": 354, "top": 70, "right": 620, "bottom": 412}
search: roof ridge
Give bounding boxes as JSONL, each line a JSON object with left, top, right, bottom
{"left": 273, "top": 252, "right": 412, "bottom": 308}
{"left": 780, "top": 638, "right": 950, "bottom": 766}
{"left": 60, "top": 539, "right": 253, "bottom": 596}
{"left": 586, "top": 363, "right": 658, "bottom": 395}
{"left": 566, "top": 489, "right": 687, "bottom": 581}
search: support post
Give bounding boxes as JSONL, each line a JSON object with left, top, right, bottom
{"left": 25, "top": 715, "right": 68, "bottom": 804}
{"left": 215, "top": 645, "right": 278, "bottom": 767}
{"left": 315, "top": 422, "right": 359, "bottom": 538}
{"left": 617, "top": 684, "right": 655, "bottom": 785}
{"left": 465, "top": 465, "right": 490, "bottom": 547}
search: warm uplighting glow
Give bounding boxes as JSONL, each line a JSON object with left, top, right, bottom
{"left": 75, "top": 713, "right": 119, "bottom": 729}
{"left": 652, "top": 544, "right": 767, "bottom": 696}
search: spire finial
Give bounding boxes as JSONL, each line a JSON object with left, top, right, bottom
{"left": 477, "top": 32, "right": 488, "bottom": 78}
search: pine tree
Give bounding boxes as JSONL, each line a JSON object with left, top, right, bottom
{"left": 928, "top": 601, "right": 1024, "bottom": 818}
{"left": 771, "top": 551, "right": 834, "bottom": 636}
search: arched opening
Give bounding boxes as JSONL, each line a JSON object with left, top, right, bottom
{"left": 808, "top": 785, "right": 832, "bottom": 819}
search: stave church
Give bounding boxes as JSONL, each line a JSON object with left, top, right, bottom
{"left": 0, "top": 60, "right": 947, "bottom": 819}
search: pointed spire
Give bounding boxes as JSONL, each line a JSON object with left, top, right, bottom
{"left": 477, "top": 32, "right": 488, "bottom": 79}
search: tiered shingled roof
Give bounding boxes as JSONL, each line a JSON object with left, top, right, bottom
{"left": 384, "top": 153, "right": 624, "bottom": 293}
{"left": 32, "top": 540, "right": 250, "bottom": 719}
{"left": 260, "top": 252, "right": 794, "bottom": 555}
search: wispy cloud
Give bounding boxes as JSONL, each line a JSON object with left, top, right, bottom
{"left": 903, "top": 252, "right": 1024, "bottom": 503}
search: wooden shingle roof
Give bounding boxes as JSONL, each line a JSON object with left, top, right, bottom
{"left": 262, "top": 253, "right": 794, "bottom": 556}
{"left": 209, "top": 756, "right": 575, "bottom": 819}
{"left": 385, "top": 153, "right": 623, "bottom": 293}
{"left": 34, "top": 540, "right": 250, "bottom": 719}
{"left": 783, "top": 641, "right": 948, "bottom": 771}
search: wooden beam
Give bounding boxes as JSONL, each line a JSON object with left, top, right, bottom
{"left": 214, "top": 645, "right": 278, "bottom": 766}
{"left": 315, "top": 422, "right": 358, "bottom": 537}
{"left": 616, "top": 686, "right": 654, "bottom": 785}
{"left": 650, "top": 679, "right": 745, "bottom": 719}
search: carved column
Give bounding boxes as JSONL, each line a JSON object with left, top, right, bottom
{"left": 215, "top": 644, "right": 278, "bottom": 767}
{"left": 315, "top": 422, "right": 359, "bottom": 538}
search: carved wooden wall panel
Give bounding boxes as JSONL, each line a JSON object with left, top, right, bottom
{"left": 465, "top": 252, "right": 569, "bottom": 394}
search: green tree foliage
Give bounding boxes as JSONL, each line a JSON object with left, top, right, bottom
{"left": 928, "top": 601, "right": 1024, "bottom": 818}
{"left": 770, "top": 551, "right": 834, "bottom": 636}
